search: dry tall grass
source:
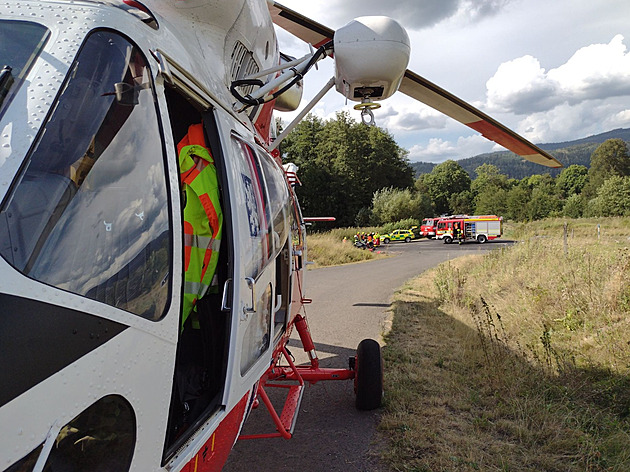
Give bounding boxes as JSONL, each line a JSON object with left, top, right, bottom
{"left": 305, "top": 230, "right": 387, "bottom": 268}
{"left": 381, "top": 217, "right": 630, "bottom": 471}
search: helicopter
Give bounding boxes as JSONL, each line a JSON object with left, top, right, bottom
{"left": 0, "top": 1, "right": 562, "bottom": 471}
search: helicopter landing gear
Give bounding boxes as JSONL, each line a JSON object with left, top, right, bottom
{"left": 239, "top": 320, "right": 384, "bottom": 440}
{"left": 352, "top": 338, "right": 384, "bottom": 410}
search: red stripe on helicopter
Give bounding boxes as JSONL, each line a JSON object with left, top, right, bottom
{"left": 181, "top": 393, "right": 250, "bottom": 472}
{"left": 467, "top": 119, "right": 535, "bottom": 156}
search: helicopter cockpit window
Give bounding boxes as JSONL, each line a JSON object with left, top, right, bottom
{"left": 0, "top": 20, "right": 49, "bottom": 118}
{"left": 0, "top": 30, "right": 171, "bottom": 320}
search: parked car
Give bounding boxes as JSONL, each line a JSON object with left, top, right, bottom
{"left": 381, "top": 229, "right": 414, "bottom": 244}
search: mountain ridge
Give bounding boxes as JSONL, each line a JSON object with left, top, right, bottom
{"left": 410, "top": 128, "right": 630, "bottom": 180}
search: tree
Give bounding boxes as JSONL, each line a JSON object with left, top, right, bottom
{"left": 523, "top": 174, "right": 562, "bottom": 220}
{"left": 281, "top": 113, "right": 414, "bottom": 226}
{"left": 371, "top": 187, "right": 432, "bottom": 224}
{"left": 471, "top": 164, "right": 510, "bottom": 216}
{"left": 527, "top": 186, "right": 561, "bottom": 220}
{"left": 556, "top": 164, "right": 588, "bottom": 198}
{"left": 471, "top": 163, "right": 509, "bottom": 195}
{"left": 585, "top": 175, "right": 630, "bottom": 217}
{"left": 449, "top": 190, "right": 474, "bottom": 215}
{"left": 422, "top": 160, "right": 471, "bottom": 215}
{"left": 475, "top": 187, "right": 509, "bottom": 216}
{"left": 505, "top": 183, "right": 531, "bottom": 221}
{"left": 563, "top": 194, "right": 585, "bottom": 218}
{"left": 583, "top": 139, "right": 630, "bottom": 199}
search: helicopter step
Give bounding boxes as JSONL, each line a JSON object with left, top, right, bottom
{"left": 239, "top": 343, "right": 306, "bottom": 440}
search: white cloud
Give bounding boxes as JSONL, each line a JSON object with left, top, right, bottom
{"left": 485, "top": 35, "right": 630, "bottom": 115}
{"left": 407, "top": 134, "right": 495, "bottom": 163}
{"left": 291, "top": 0, "right": 513, "bottom": 31}
{"left": 379, "top": 103, "right": 448, "bottom": 132}
{"left": 549, "top": 34, "right": 630, "bottom": 102}
{"left": 516, "top": 98, "right": 630, "bottom": 144}
{"left": 486, "top": 55, "right": 560, "bottom": 113}
{"left": 611, "top": 109, "right": 630, "bottom": 126}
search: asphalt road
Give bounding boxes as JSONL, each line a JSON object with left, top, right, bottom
{"left": 223, "top": 238, "right": 513, "bottom": 472}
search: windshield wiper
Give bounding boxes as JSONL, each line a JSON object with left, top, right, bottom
{"left": 0, "top": 65, "right": 15, "bottom": 107}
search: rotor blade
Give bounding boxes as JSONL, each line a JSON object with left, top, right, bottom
{"left": 399, "top": 70, "right": 562, "bottom": 168}
{"left": 267, "top": 1, "right": 334, "bottom": 48}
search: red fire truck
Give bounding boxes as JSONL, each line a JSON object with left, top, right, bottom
{"left": 420, "top": 215, "right": 468, "bottom": 239}
{"left": 436, "top": 215, "right": 502, "bottom": 244}
{"left": 419, "top": 217, "right": 439, "bottom": 238}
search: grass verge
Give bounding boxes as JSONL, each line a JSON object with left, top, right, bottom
{"left": 380, "top": 217, "right": 630, "bottom": 471}
{"left": 305, "top": 229, "right": 388, "bottom": 268}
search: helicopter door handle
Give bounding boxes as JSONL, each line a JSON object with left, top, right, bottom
{"left": 243, "top": 277, "right": 256, "bottom": 319}
{"left": 221, "top": 278, "right": 232, "bottom": 312}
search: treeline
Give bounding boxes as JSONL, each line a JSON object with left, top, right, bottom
{"left": 410, "top": 127, "right": 630, "bottom": 180}
{"left": 280, "top": 112, "right": 414, "bottom": 226}
{"left": 281, "top": 114, "right": 630, "bottom": 225}
{"left": 413, "top": 138, "right": 630, "bottom": 222}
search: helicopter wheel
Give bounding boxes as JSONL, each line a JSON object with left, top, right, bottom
{"left": 354, "top": 339, "right": 383, "bottom": 410}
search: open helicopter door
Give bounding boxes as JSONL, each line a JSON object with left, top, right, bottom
{"left": 156, "top": 49, "right": 294, "bottom": 466}
{"left": 153, "top": 57, "right": 239, "bottom": 466}
{"left": 215, "top": 119, "right": 293, "bottom": 397}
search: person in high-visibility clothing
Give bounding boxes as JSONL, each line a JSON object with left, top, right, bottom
{"left": 177, "top": 123, "right": 223, "bottom": 329}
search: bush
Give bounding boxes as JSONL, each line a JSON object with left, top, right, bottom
{"left": 563, "top": 193, "right": 585, "bottom": 218}
{"left": 372, "top": 187, "right": 429, "bottom": 224}
{"left": 380, "top": 218, "right": 420, "bottom": 234}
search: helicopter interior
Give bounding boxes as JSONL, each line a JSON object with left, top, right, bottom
{"left": 161, "top": 85, "right": 232, "bottom": 456}
{"left": 162, "top": 80, "right": 296, "bottom": 456}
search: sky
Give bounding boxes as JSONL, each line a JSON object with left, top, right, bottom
{"left": 272, "top": 0, "right": 630, "bottom": 163}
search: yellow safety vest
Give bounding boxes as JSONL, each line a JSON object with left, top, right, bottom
{"left": 177, "top": 124, "right": 223, "bottom": 328}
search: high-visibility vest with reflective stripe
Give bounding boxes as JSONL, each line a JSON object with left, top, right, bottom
{"left": 177, "top": 124, "right": 223, "bottom": 328}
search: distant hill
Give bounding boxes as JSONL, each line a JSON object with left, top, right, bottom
{"left": 410, "top": 128, "right": 630, "bottom": 180}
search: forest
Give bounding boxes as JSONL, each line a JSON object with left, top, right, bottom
{"left": 280, "top": 113, "right": 630, "bottom": 226}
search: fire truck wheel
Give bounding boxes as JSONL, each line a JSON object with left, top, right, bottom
{"left": 444, "top": 236, "right": 453, "bottom": 244}
{"left": 477, "top": 234, "right": 487, "bottom": 244}
{"left": 354, "top": 339, "right": 383, "bottom": 411}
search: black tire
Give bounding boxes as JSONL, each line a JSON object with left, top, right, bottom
{"left": 444, "top": 236, "right": 452, "bottom": 244}
{"left": 404, "top": 237, "right": 411, "bottom": 243}
{"left": 477, "top": 234, "right": 487, "bottom": 244}
{"left": 354, "top": 339, "right": 383, "bottom": 410}
{"left": 383, "top": 238, "right": 390, "bottom": 244}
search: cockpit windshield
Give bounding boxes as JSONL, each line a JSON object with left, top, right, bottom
{"left": 0, "top": 29, "right": 172, "bottom": 320}
{"left": 0, "top": 20, "right": 49, "bottom": 118}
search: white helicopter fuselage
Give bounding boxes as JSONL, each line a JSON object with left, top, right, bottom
{"left": 0, "top": 1, "right": 304, "bottom": 470}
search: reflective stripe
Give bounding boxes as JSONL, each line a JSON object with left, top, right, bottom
{"left": 185, "top": 234, "right": 221, "bottom": 252}
{"left": 184, "top": 280, "right": 207, "bottom": 296}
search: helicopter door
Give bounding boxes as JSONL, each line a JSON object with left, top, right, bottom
{"left": 159, "top": 84, "right": 233, "bottom": 458}
{"left": 228, "top": 137, "right": 275, "bottom": 379}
